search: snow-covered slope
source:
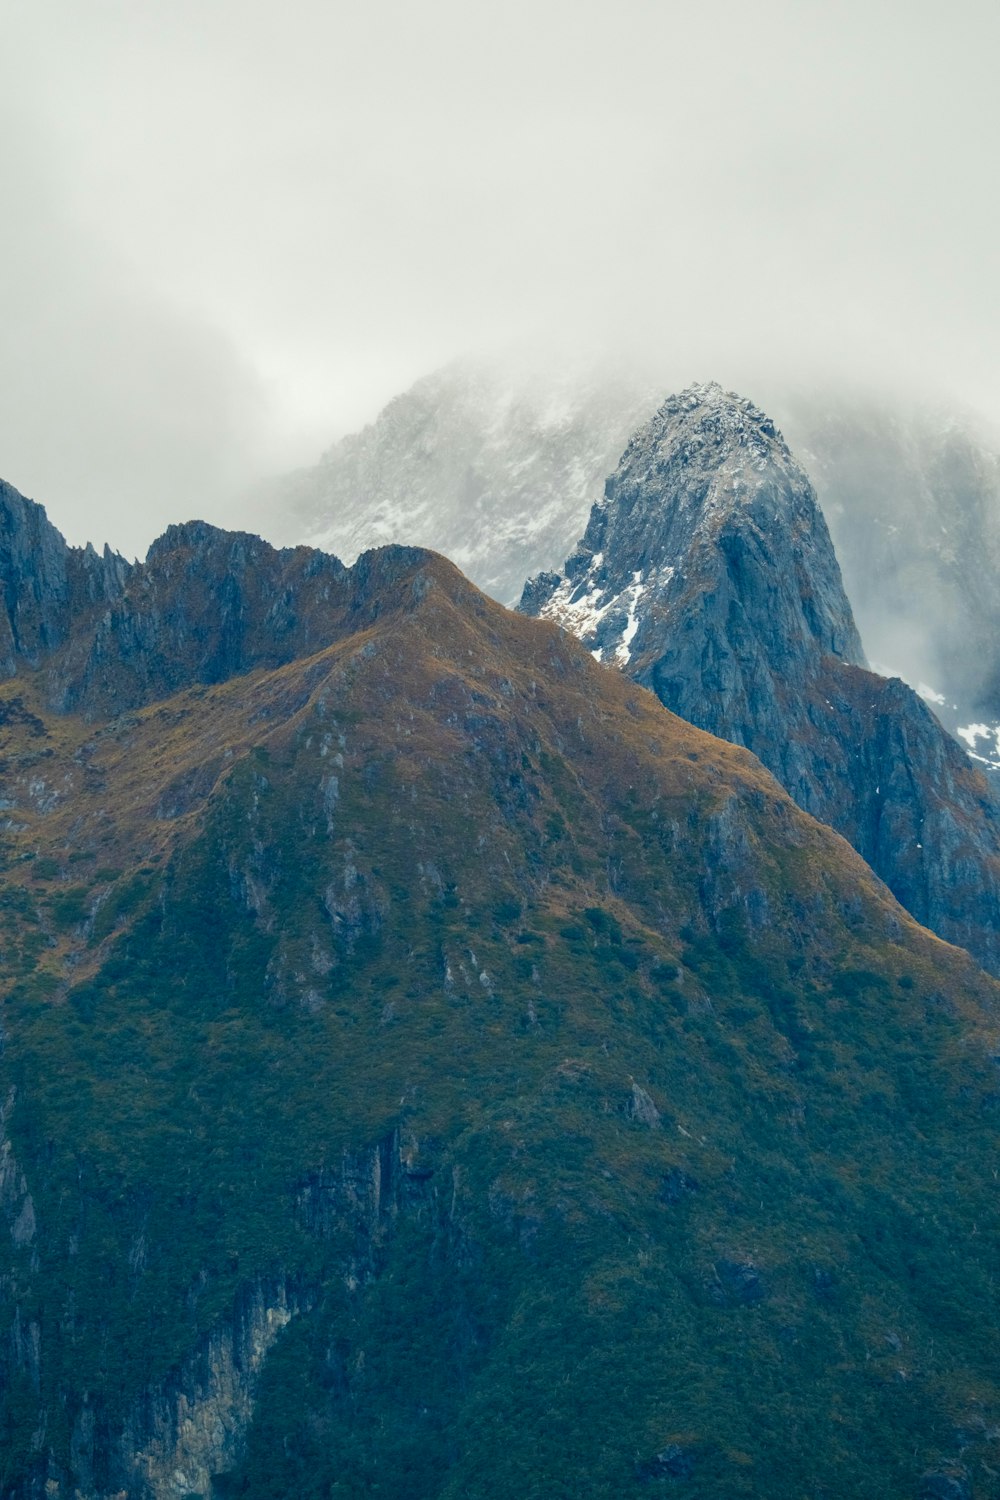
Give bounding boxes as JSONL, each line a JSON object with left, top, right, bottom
{"left": 521, "top": 382, "right": 865, "bottom": 679}
{"left": 253, "top": 354, "right": 658, "bottom": 607}
{"left": 251, "top": 354, "right": 1000, "bottom": 742}
{"left": 521, "top": 383, "right": 1000, "bottom": 978}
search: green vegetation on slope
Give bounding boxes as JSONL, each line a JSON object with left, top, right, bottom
{"left": 0, "top": 554, "right": 997, "bottom": 1499}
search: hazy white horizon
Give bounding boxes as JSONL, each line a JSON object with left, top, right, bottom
{"left": 3, "top": 0, "right": 999, "bottom": 557}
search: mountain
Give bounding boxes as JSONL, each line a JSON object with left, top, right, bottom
{"left": 2, "top": 489, "right": 1000, "bottom": 1498}
{"left": 247, "top": 353, "right": 657, "bottom": 606}
{"left": 780, "top": 393, "right": 1000, "bottom": 765}
{"left": 521, "top": 384, "right": 1000, "bottom": 979}
{"left": 251, "top": 357, "right": 1000, "bottom": 759}
{"left": 0, "top": 478, "right": 132, "bottom": 677}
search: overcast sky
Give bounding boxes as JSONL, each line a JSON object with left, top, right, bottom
{"left": 2, "top": 0, "right": 999, "bottom": 556}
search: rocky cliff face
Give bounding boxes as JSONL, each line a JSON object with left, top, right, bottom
{"left": 65, "top": 1279, "right": 297, "bottom": 1500}
{"left": 251, "top": 355, "right": 1000, "bottom": 763}
{"left": 0, "top": 492, "right": 389, "bottom": 717}
{"left": 522, "top": 383, "right": 1000, "bottom": 976}
{"left": 61, "top": 520, "right": 352, "bottom": 716}
{"left": 521, "top": 383, "right": 865, "bottom": 685}
{"left": 0, "top": 480, "right": 131, "bottom": 678}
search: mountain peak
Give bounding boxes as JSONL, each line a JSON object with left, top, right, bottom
{"left": 523, "top": 384, "right": 863, "bottom": 672}
{"left": 522, "top": 387, "right": 1000, "bottom": 977}
{"left": 244, "top": 354, "right": 660, "bottom": 605}
{"left": 653, "top": 379, "right": 782, "bottom": 442}
{"left": 604, "top": 382, "right": 801, "bottom": 531}
{"left": 644, "top": 379, "right": 782, "bottom": 442}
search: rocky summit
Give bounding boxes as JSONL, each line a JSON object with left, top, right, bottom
{"left": 248, "top": 353, "right": 1000, "bottom": 754}
{"left": 0, "top": 480, "right": 132, "bottom": 678}
{"left": 1, "top": 490, "right": 1000, "bottom": 1497}
{"left": 522, "top": 383, "right": 1000, "bottom": 977}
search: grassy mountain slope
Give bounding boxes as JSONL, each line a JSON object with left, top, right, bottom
{"left": 0, "top": 548, "right": 998, "bottom": 1498}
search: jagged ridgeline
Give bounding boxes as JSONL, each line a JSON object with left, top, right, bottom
{"left": 522, "top": 385, "right": 1000, "bottom": 979}
{"left": 251, "top": 354, "right": 1000, "bottom": 742}
{"left": 1, "top": 485, "right": 1000, "bottom": 1499}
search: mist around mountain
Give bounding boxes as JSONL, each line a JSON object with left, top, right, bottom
{"left": 521, "top": 384, "right": 1000, "bottom": 979}
{"left": 2, "top": 486, "right": 1000, "bottom": 1497}
{"left": 780, "top": 392, "right": 1000, "bottom": 764}
{"left": 248, "top": 353, "right": 658, "bottom": 608}
{"left": 251, "top": 353, "right": 1000, "bottom": 762}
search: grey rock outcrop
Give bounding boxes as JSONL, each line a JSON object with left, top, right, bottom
{"left": 0, "top": 481, "right": 131, "bottom": 679}
{"left": 66, "top": 521, "right": 350, "bottom": 715}
{"left": 245, "top": 351, "right": 1000, "bottom": 762}
{"left": 0, "top": 485, "right": 443, "bottom": 718}
{"left": 0, "top": 1089, "right": 37, "bottom": 1257}
{"left": 522, "top": 383, "right": 1000, "bottom": 975}
{"left": 38, "top": 1131, "right": 443, "bottom": 1499}
{"left": 64, "top": 1279, "right": 296, "bottom": 1500}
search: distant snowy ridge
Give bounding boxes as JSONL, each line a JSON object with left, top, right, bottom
{"left": 248, "top": 353, "right": 659, "bottom": 607}
{"left": 247, "top": 353, "right": 1000, "bottom": 736}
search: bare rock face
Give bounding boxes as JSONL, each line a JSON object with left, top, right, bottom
{"left": 522, "top": 383, "right": 1000, "bottom": 976}
{"left": 65, "top": 522, "right": 351, "bottom": 716}
{"left": 522, "top": 383, "right": 863, "bottom": 696}
{"left": 0, "top": 1090, "right": 37, "bottom": 1257}
{"left": 67, "top": 1280, "right": 296, "bottom": 1500}
{"left": 0, "top": 491, "right": 382, "bottom": 716}
{"left": 0, "top": 481, "right": 131, "bottom": 678}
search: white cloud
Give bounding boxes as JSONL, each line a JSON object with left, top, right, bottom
{"left": 2, "top": 0, "right": 1000, "bottom": 549}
